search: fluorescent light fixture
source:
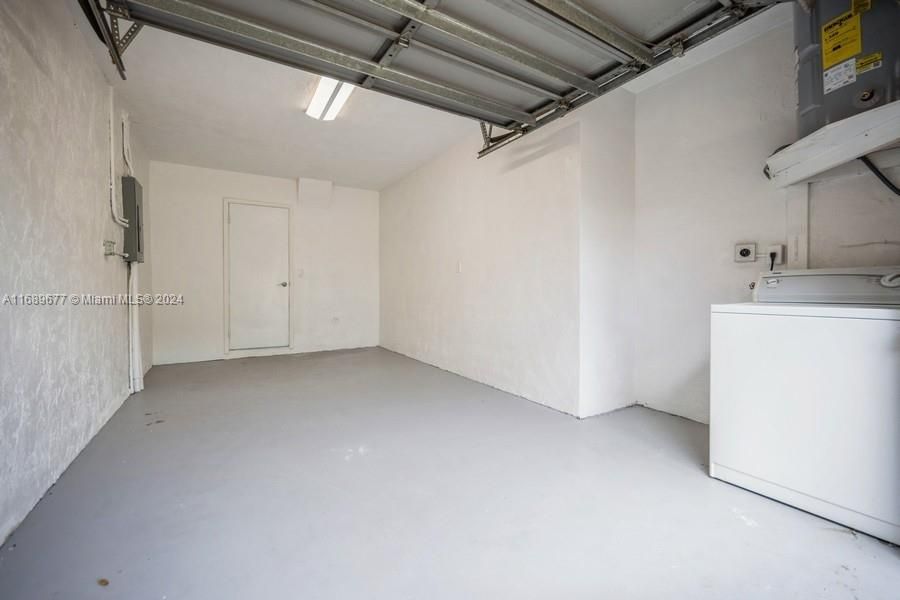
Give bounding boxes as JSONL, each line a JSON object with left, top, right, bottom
{"left": 323, "top": 82, "right": 354, "bottom": 121}
{"left": 305, "top": 77, "right": 339, "bottom": 120}
{"left": 305, "top": 76, "right": 354, "bottom": 121}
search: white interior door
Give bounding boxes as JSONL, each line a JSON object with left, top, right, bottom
{"left": 228, "top": 202, "right": 290, "bottom": 350}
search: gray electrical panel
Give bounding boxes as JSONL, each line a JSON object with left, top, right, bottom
{"left": 795, "top": 0, "right": 900, "bottom": 138}
{"left": 122, "top": 176, "right": 144, "bottom": 263}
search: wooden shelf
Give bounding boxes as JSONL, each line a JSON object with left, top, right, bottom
{"left": 766, "top": 101, "right": 900, "bottom": 188}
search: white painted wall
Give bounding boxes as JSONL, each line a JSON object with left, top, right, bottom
{"left": 579, "top": 91, "right": 636, "bottom": 417}
{"left": 380, "top": 125, "right": 582, "bottom": 415}
{"left": 295, "top": 179, "right": 381, "bottom": 353}
{"left": 150, "top": 163, "right": 379, "bottom": 364}
{"left": 633, "top": 23, "right": 900, "bottom": 423}
{"left": 380, "top": 91, "right": 637, "bottom": 418}
{"left": 633, "top": 26, "right": 796, "bottom": 423}
{"left": 808, "top": 164, "right": 900, "bottom": 268}
{"left": 0, "top": 0, "right": 149, "bottom": 542}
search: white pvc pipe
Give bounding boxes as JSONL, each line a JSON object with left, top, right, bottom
{"left": 128, "top": 262, "right": 144, "bottom": 393}
{"left": 122, "top": 110, "right": 135, "bottom": 177}
{"left": 109, "top": 87, "right": 129, "bottom": 228}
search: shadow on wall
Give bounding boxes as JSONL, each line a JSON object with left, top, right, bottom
{"left": 497, "top": 123, "right": 580, "bottom": 174}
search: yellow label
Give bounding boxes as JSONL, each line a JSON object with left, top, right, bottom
{"left": 852, "top": 0, "right": 871, "bottom": 13}
{"left": 822, "top": 11, "right": 862, "bottom": 69}
{"left": 857, "top": 52, "right": 883, "bottom": 75}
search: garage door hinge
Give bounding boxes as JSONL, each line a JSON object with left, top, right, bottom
{"left": 105, "top": 1, "right": 144, "bottom": 55}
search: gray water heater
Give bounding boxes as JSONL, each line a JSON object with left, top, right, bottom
{"left": 795, "top": 0, "right": 900, "bottom": 138}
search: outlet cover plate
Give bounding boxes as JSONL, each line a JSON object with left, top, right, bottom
{"left": 735, "top": 242, "right": 757, "bottom": 263}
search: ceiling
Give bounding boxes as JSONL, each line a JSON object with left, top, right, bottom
{"left": 110, "top": 26, "right": 471, "bottom": 190}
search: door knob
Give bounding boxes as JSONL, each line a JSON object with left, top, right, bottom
{"left": 278, "top": 282, "right": 288, "bottom": 287}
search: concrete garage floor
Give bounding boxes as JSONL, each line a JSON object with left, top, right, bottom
{"left": 0, "top": 349, "right": 897, "bottom": 599}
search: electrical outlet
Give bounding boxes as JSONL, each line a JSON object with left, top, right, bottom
{"left": 734, "top": 243, "right": 757, "bottom": 263}
{"left": 767, "top": 244, "right": 785, "bottom": 268}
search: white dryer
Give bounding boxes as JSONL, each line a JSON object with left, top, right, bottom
{"left": 710, "top": 266, "right": 900, "bottom": 545}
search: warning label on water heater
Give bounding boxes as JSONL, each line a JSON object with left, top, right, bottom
{"left": 823, "top": 58, "right": 856, "bottom": 95}
{"left": 856, "top": 52, "right": 883, "bottom": 75}
{"left": 821, "top": 11, "right": 862, "bottom": 70}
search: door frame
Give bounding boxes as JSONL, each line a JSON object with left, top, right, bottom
{"left": 222, "top": 197, "right": 294, "bottom": 358}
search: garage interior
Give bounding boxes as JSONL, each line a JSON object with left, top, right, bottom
{"left": 1, "top": 0, "right": 899, "bottom": 598}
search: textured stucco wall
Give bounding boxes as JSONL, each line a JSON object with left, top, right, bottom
{"left": 0, "top": 0, "right": 136, "bottom": 542}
